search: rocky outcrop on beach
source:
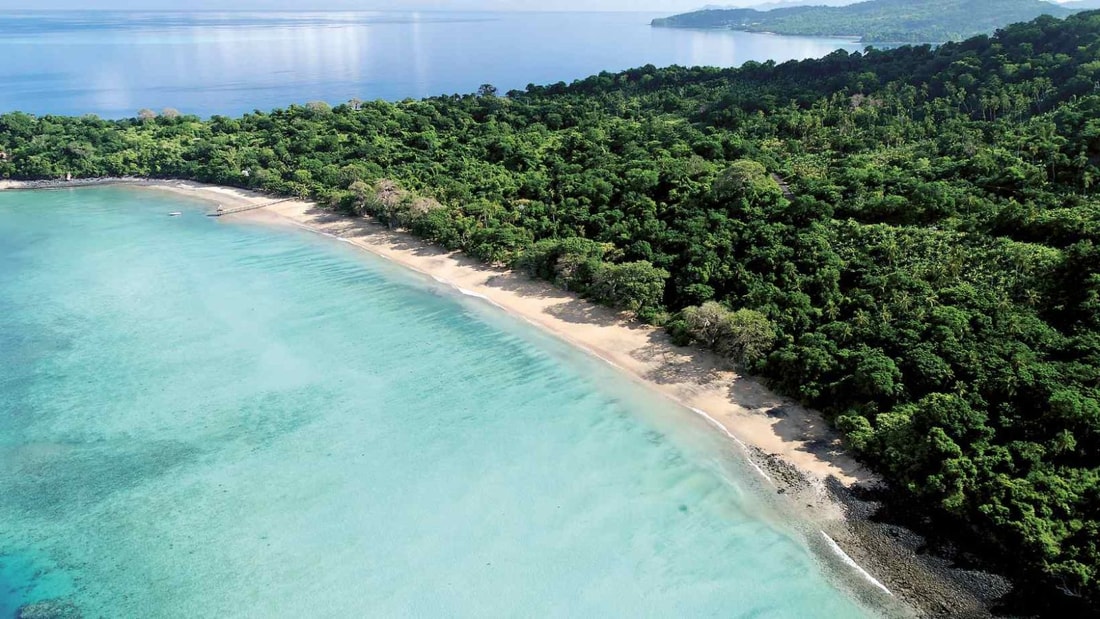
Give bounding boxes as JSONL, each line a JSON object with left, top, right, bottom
{"left": 826, "top": 479, "right": 1013, "bottom": 618}
{"left": 746, "top": 439, "right": 1011, "bottom": 618}
{"left": 0, "top": 177, "right": 143, "bottom": 191}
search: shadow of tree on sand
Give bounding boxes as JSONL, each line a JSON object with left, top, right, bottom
{"left": 630, "top": 339, "right": 726, "bottom": 386}
{"left": 763, "top": 399, "right": 872, "bottom": 484}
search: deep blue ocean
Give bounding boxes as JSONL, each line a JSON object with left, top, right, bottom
{"left": 0, "top": 10, "right": 864, "bottom": 118}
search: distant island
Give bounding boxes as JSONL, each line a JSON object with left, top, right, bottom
{"left": 652, "top": 0, "right": 1079, "bottom": 43}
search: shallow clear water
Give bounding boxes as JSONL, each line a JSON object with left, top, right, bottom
{"left": 0, "top": 11, "right": 864, "bottom": 117}
{"left": 0, "top": 187, "right": 879, "bottom": 617}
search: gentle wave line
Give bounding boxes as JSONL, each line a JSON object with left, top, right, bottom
{"left": 690, "top": 407, "right": 774, "bottom": 484}
{"left": 821, "top": 531, "right": 894, "bottom": 596}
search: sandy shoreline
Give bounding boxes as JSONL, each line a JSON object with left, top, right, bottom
{"left": 2, "top": 178, "right": 1006, "bottom": 616}
{"left": 1, "top": 177, "right": 873, "bottom": 487}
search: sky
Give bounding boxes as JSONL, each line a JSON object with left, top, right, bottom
{"left": 0, "top": 0, "right": 1075, "bottom": 12}
{"left": 0, "top": 0, "right": 747, "bottom": 11}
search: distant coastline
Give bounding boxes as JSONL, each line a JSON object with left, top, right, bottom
{"left": 651, "top": 0, "right": 1080, "bottom": 44}
{"left": 0, "top": 177, "right": 1008, "bottom": 616}
{"left": 0, "top": 10, "right": 860, "bottom": 119}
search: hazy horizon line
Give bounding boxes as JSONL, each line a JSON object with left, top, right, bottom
{"left": 0, "top": 8, "right": 676, "bottom": 13}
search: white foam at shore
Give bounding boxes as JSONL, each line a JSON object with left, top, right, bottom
{"left": 456, "top": 286, "right": 490, "bottom": 301}
{"left": 691, "top": 407, "right": 774, "bottom": 484}
{"left": 690, "top": 403, "right": 895, "bottom": 603}
{"left": 821, "top": 531, "right": 894, "bottom": 596}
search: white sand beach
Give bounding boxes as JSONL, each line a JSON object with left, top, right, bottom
{"left": 1, "top": 178, "right": 874, "bottom": 489}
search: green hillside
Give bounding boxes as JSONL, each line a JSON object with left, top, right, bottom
{"left": 652, "top": 0, "right": 1078, "bottom": 42}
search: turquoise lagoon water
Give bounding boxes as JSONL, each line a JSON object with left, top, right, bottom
{"left": 0, "top": 187, "right": 883, "bottom": 617}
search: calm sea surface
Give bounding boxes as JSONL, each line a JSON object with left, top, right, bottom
{"left": 0, "top": 187, "right": 889, "bottom": 616}
{"left": 0, "top": 11, "right": 864, "bottom": 117}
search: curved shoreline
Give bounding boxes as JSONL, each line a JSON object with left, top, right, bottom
{"left": 0, "top": 178, "right": 873, "bottom": 484}
{"left": 1, "top": 178, "right": 1007, "bottom": 616}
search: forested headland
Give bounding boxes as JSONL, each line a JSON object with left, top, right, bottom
{"left": 652, "top": 0, "right": 1078, "bottom": 43}
{"left": 2, "top": 10, "right": 1099, "bottom": 613}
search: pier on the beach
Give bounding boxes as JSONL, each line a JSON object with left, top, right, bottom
{"left": 207, "top": 197, "right": 295, "bottom": 217}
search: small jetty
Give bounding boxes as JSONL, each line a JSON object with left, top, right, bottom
{"left": 207, "top": 197, "right": 295, "bottom": 217}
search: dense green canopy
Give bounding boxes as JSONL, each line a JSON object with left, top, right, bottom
{"left": 3, "top": 10, "right": 1099, "bottom": 612}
